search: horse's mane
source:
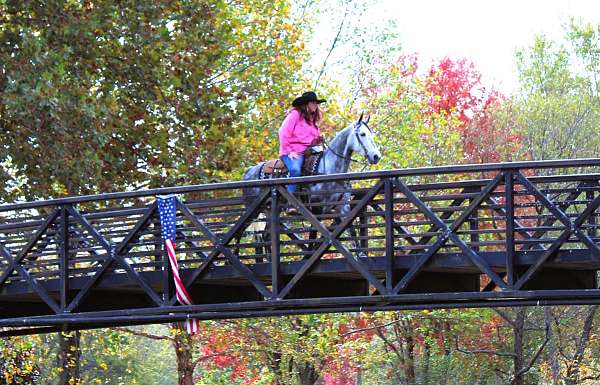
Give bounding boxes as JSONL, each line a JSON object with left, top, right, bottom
{"left": 328, "top": 124, "right": 353, "bottom": 149}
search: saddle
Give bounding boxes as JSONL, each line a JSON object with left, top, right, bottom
{"left": 262, "top": 146, "right": 323, "bottom": 178}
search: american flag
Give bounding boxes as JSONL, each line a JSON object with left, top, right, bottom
{"left": 157, "top": 195, "right": 199, "bottom": 335}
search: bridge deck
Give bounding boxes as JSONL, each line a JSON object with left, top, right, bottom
{"left": 2, "top": 159, "right": 600, "bottom": 335}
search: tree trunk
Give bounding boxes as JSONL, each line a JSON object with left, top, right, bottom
{"left": 564, "top": 305, "right": 599, "bottom": 385}
{"left": 58, "top": 330, "right": 80, "bottom": 385}
{"left": 544, "top": 307, "right": 560, "bottom": 385}
{"left": 404, "top": 335, "right": 416, "bottom": 385}
{"left": 511, "top": 308, "right": 526, "bottom": 385}
{"left": 297, "top": 362, "right": 319, "bottom": 385}
{"left": 422, "top": 339, "right": 431, "bottom": 385}
{"left": 172, "top": 325, "right": 195, "bottom": 385}
{"left": 267, "top": 352, "right": 285, "bottom": 385}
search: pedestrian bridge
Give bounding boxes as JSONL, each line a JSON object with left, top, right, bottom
{"left": 2, "top": 158, "right": 600, "bottom": 336}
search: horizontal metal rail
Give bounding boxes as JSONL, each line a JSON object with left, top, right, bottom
{"left": 2, "top": 158, "right": 600, "bottom": 211}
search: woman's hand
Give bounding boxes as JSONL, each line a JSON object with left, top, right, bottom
{"left": 288, "top": 152, "right": 301, "bottom": 159}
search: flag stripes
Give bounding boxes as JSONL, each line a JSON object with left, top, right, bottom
{"left": 157, "top": 196, "right": 199, "bottom": 335}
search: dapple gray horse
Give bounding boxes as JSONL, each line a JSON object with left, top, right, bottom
{"left": 240, "top": 114, "right": 381, "bottom": 258}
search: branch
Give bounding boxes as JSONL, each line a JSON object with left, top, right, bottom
{"left": 494, "top": 308, "right": 517, "bottom": 328}
{"left": 340, "top": 319, "right": 402, "bottom": 337}
{"left": 112, "top": 327, "right": 173, "bottom": 342}
{"left": 514, "top": 326, "right": 550, "bottom": 378}
{"left": 313, "top": 1, "right": 350, "bottom": 89}
{"left": 454, "top": 337, "right": 517, "bottom": 358}
{"left": 494, "top": 367, "right": 509, "bottom": 376}
{"left": 375, "top": 326, "right": 403, "bottom": 360}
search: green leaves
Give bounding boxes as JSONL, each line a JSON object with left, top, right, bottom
{"left": 0, "top": 0, "right": 310, "bottom": 200}
{"left": 514, "top": 21, "right": 600, "bottom": 161}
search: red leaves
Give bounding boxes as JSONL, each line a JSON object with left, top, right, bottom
{"left": 424, "top": 56, "right": 523, "bottom": 163}
{"left": 425, "top": 57, "right": 483, "bottom": 124}
{"left": 193, "top": 326, "right": 257, "bottom": 383}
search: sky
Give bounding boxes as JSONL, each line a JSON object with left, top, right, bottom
{"left": 314, "top": 0, "right": 600, "bottom": 95}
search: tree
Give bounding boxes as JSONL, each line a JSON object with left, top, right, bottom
{"left": 0, "top": 0, "right": 310, "bottom": 202}
{"left": 0, "top": 1, "right": 311, "bottom": 383}
{"left": 513, "top": 20, "right": 600, "bottom": 161}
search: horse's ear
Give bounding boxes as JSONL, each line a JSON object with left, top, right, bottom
{"left": 357, "top": 112, "right": 364, "bottom": 123}
{"left": 365, "top": 113, "right": 370, "bottom": 124}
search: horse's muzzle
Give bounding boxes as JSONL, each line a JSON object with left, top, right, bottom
{"left": 369, "top": 153, "right": 381, "bottom": 165}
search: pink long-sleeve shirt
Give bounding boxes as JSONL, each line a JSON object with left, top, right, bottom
{"left": 278, "top": 109, "right": 321, "bottom": 156}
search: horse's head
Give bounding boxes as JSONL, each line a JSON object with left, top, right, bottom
{"left": 349, "top": 113, "right": 381, "bottom": 165}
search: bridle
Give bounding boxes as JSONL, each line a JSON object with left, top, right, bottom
{"left": 325, "top": 121, "right": 373, "bottom": 164}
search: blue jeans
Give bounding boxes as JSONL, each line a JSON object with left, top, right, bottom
{"left": 281, "top": 154, "right": 304, "bottom": 193}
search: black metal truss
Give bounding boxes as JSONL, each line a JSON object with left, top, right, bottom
{"left": 1, "top": 159, "right": 600, "bottom": 334}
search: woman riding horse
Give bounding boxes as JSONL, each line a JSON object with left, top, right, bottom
{"left": 242, "top": 107, "right": 381, "bottom": 259}
{"left": 279, "top": 91, "right": 326, "bottom": 201}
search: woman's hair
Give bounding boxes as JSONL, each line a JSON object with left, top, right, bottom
{"left": 293, "top": 104, "right": 322, "bottom": 125}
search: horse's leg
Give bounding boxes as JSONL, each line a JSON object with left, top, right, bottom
{"left": 308, "top": 229, "right": 318, "bottom": 255}
{"left": 233, "top": 234, "right": 242, "bottom": 257}
{"left": 261, "top": 221, "right": 272, "bottom": 263}
{"left": 251, "top": 232, "right": 262, "bottom": 263}
{"left": 307, "top": 206, "right": 321, "bottom": 258}
{"left": 338, "top": 192, "right": 366, "bottom": 258}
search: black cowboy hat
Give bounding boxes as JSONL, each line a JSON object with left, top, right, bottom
{"left": 292, "top": 91, "right": 326, "bottom": 107}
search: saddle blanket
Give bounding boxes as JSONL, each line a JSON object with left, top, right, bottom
{"left": 261, "top": 149, "right": 323, "bottom": 178}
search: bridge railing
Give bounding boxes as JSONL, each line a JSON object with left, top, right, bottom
{"left": 1, "top": 158, "right": 600, "bottom": 323}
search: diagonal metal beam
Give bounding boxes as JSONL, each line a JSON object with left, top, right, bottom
{"left": 410, "top": 193, "right": 479, "bottom": 249}
{"left": 97, "top": 203, "right": 164, "bottom": 305}
{"left": 370, "top": 202, "right": 419, "bottom": 246}
{"left": 393, "top": 174, "right": 507, "bottom": 292}
{"left": 277, "top": 241, "right": 332, "bottom": 299}
{"left": 115, "top": 203, "right": 157, "bottom": 255}
{"left": 178, "top": 194, "right": 272, "bottom": 298}
{"left": 0, "top": 242, "right": 15, "bottom": 288}
{"left": 14, "top": 264, "right": 60, "bottom": 314}
{"left": 519, "top": 180, "right": 592, "bottom": 251}
{"left": 180, "top": 189, "right": 270, "bottom": 291}
{"left": 481, "top": 184, "right": 588, "bottom": 291}
{"left": 448, "top": 232, "right": 508, "bottom": 289}
{"left": 513, "top": 191, "right": 600, "bottom": 290}
{"left": 516, "top": 173, "right": 600, "bottom": 259}
{"left": 278, "top": 187, "right": 330, "bottom": 236}
{"left": 177, "top": 202, "right": 219, "bottom": 291}
{"left": 0, "top": 209, "right": 60, "bottom": 289}
{"left": 366, "top": 186, "right": 483, "bottom": 248}
{"left": 66, "top": 206, "right": 112, "bottom": 252}
{"left": 278, "top": 181, "right": 388, "bottom": 298}
{"left": 113, "top": 249, "right": 163, "bottom": 306}
{"left": 280, "top": 222, "right": 312, "bottom": 251}
{"left": 447, "top": 174, "right": 505, "bottom": 233}
{"left": 331, "top": 238, "right": 387, "bottom": 295}
{"left": 61, "top": 206, "right": 118, "bottom": 312}
{"left": 216, "top": 244, "right": 272, "bottom": 298}
{"left": 393, "top": 236, "right": 449, "bottom": 292}
{"left": 513, "top": 230, "right": 573, "bottom": 290}
{"left": 516, "top": 173, "right": 573, "bottom": 225}
{"left": 485, "top": 196, "right": 545, "bottom": 250}
{"left": 16, "top": 209, "right": 61, "bottom": 262}
{"left": 65, "top": 257, "right": 114, "bottom": 312}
